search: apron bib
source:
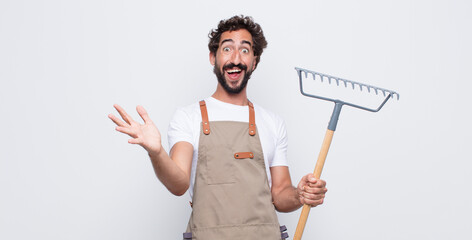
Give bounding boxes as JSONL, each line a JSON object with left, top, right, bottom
{"left": 183, "top": 100, "right": 288, "bottom": 240}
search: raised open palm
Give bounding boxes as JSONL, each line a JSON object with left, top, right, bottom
{"left": 108, "top": 104, "right": 162, "bottom": 155}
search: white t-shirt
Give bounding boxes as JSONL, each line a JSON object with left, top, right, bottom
{"left": 167, "top": 97, "right": 288, "bottom": 198}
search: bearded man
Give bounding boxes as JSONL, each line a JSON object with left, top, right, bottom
{"left": 109, "top": 15, "right": 327, "bottom": 240}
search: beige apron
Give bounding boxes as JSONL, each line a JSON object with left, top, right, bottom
{"left": 183, "top": 100, "right": 288, "bottom": 240}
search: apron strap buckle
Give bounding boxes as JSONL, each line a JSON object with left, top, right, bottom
{"left": 183, "top": 232, "right": 192, "bottom": 239}
{"left": 280, "top": 225, "right": 289, "bottom": 239}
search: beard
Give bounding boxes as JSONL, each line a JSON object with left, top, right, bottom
{"left": 213, "top": 62, "right": 253, "bottom": 94}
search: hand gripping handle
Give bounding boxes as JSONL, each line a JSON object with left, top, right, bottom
{"left": 293, "top": 129, "right": 334, "bottom": 240}
{"left": 294, "top": 103, "right": 341, "bottom": 240}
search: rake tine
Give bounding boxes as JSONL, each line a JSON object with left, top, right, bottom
{"left": 296, "top": 66, "right": 400, "bottom": 107}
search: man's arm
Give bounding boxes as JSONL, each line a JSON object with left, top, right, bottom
{"left": 109, "top": 104, "right": 192, "bottom": 196}
{"left": 270, "top": 166, "right": 327, "bottom": 212}
{"left": 149, "top": 141, "right": 193, "bottom": 196}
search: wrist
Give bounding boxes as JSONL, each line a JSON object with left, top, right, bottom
{"left": 296, "top": 186, "right": 304, "bottom": 205}
{"left": 147, "top": 147, "right": 163, "bottom": 160}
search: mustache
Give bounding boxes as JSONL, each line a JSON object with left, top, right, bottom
{"left": 223, "top": 63, "right": 248, "bottom": 71}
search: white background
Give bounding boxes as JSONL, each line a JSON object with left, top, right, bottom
{"left": 1, "top": 0, "right": 471, "bottom": 239}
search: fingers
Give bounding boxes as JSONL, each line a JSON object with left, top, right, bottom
{"left": 299, "top": 192, "right": 324, "bottom": 203}
{"left": 298, "top": 184, "right": 327, "bottom": 198}
{"left": 298, "top": 174, "right": 328, "bottom": 207}
{"left": 108, "top": 113, "right": 128, "bottom": 127}
{"left": 300, "top": 195, "right": 324, "bottom": 207}
{"left": 303, "top": 184, "right": 328, "bottom": 194}
{"left": 299, "top": 188, "right": 326, "bottom": 207}
{"left": 303, "top": 174, "right": 326, "bottom": 188}
{"left": 115, "top": 126, "right": 143, "bottom": 145}
{"left": 306, "top": 178, "right": 327, "bottom": 190}
{"left": 115, "top": 126, "right": 137, "bottom": 138}
{"left": 136, "top": 105, "right": 152, "bottom": 124}
{"left": 128, "top": 138, "right": 141, "bottom": 145}
{"left": 113, "top": 104, "right": 133, "bottom": 125}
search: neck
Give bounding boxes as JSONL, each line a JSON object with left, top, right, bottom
{"left": 212, "top": 84, "right": 248, "bottom": 106}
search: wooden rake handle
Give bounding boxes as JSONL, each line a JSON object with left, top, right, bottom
{"left": 293, "top": 129, "right": 335, "bottom": 240}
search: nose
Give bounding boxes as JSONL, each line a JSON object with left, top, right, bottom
{"left": 230, "top": 50, "right": 241, "bottom": 64}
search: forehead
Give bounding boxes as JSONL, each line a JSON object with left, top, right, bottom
{"left": 219, "top": 29, "right": 253, "bottom": 45}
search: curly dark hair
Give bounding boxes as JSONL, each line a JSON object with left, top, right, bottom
{"left": 208, "top": 15, "right": 268, "bottom": 68}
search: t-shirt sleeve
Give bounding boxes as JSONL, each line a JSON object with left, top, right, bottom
{"left": 167, "top": 108, "right": 195, "bottom": 151}
{"left": 270, "top": 117, "right": 289, "bottom": 167}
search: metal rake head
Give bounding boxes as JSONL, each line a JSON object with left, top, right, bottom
{"left": 296, "top": 67, "right": 400, "bottom": 112}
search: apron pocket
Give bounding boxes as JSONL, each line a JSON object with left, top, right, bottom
{"left": 204, "top": 145, "right": 236, "bottom": 185}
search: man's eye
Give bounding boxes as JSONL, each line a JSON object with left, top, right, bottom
{"left": 241, "top": 49, "right": 249, "bottom": 54}
{"left": 223, "top": 47, "right": 230, "bottom": 52}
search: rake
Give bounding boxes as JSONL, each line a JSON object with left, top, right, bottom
{"left": 293, "top": 67, "right": 400, "bottom": 240}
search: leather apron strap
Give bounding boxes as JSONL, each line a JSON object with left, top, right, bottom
{"left": 199, "top": 100, "right": 256, "bottom": 136}
{"left": 199, "top": 101, "right": 210, "bottom": 135}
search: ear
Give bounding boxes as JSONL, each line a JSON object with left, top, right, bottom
{"left": 209, "top": 52, "right": 216, "bottom": 66}
{"left": 252, "top": 57, "right": 257, "bottom": 71}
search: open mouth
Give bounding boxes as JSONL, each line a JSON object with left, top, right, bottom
{"left": 226, "top": 68, "right": 243, "bottom": 77}
{"left": 224, "top": 64, "right": 247, "bottom": 81}
{"left": 223, "top": 63, "right": 247, "bottom": 83}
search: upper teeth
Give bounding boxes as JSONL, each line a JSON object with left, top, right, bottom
{"left": 227, "top": 69, "right": 241, "bottom": 73}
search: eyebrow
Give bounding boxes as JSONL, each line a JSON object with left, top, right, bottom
{"left": 221, "top": 39, "right": 234, "bottom": 45}
{"left": 242, "top": 40, "right": 252, "bottom": 46}
{"left": 220, "top": 39, "right": 252, "bottom": 47}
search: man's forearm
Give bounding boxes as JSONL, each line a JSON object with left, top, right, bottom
{"left": 148, "top": 149, "right": 190, "bottom": 196}
{"left": 273, "top": 186, "right": 302, "bottom": 212}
